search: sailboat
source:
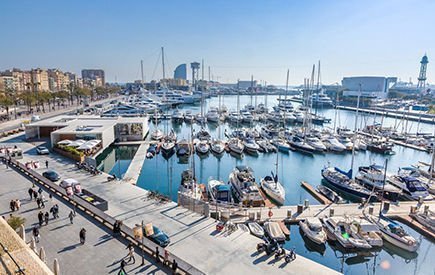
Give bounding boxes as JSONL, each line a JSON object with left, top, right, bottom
{"left": 260, "top": 146, "right": 286, "bottom": 205}
{"left": 179, "top": 125, "right": 202, "bottom": 200}
{"left": 211, "top": 92, "right": 226, "bottom": 155}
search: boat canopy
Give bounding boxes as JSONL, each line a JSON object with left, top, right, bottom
{"left": 215, "top": 185, "right": 230, "bottom": 192}
{"left": 334, "top": 167, "right": 352, "bottom": 178}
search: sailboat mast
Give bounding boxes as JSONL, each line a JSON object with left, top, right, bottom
{"left": 140, "top": 60, "right": 144, "bottom": 85}
{"left": 161, "top": 47, "right": 166, "bottom": 79}
{"left": 250, "top": 75, "right": 254, "bottom": 107}
{"left": 350, "top": 85, "right": 361, "bottom": 177}
{"left": 333, "top": 83, "right": 339, "bottom": 132}
{"left": 379, "top": 159, "right": 389, "bottom": 216}
{"left": 315, "top": 60, "right": 321, "bottom": 115}
{"left": 284, "top": 69, "right": 289, "bottom": 128}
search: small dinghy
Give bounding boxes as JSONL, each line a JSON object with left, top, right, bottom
{"left": 248, "top": 222, "right": 265, "bottom": 238}
{"left": 279, "top": 221, "right": 290, "bottom": 237}
{"left": 238, "top": 224, "right": 250, "bottom": 233}
{"left": 264, "top": 221, "right": 286, "bottom": 242}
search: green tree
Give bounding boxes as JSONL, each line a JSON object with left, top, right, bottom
{"left": 0, "top": 91, "right": 15, "bottom": 119}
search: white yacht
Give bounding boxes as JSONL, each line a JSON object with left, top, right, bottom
{"left": 260, "top": 173, "right": 285, "bottom": 205}
{"left": 323, "top": 217, "right": 372, "bottom": 249}
{"left": 210, "top": 139, "right": 225, "bottom": 155}
{"left": 229, "top": 166, "right": 265, "bottom": 207}
{"left": 322, "top": 136, "right": 346, "bottom": 152}
{"left": 299, "top": 218, "right": 327, "bottom": 245}
{"left": 206, "top": 107, "right": 220, "bottom": 123}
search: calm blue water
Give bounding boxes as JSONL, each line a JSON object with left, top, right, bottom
{"left": 96, "top": 145, "right": 139, "bottom": 178}
{"left": 104, "top": 95, "right": 435, "bottom": 274}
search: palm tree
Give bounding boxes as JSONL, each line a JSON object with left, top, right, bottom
{"left": 0, "top": 91, "right": 14, "bottom": 120}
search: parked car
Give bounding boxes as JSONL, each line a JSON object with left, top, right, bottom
{"left": 36, "top": 146, "right": 49, "bottom": 155}
{"left": 42, "top": 170, "right": 60, "bottom": 182}
{"left": 148, "top": 226, "right": 170, "bottom": 247}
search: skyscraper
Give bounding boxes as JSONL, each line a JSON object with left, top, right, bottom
{"left": 174, "top": 64, "right": 187, "bottom": 80}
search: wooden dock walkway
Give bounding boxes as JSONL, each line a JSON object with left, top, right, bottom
{"left": 357, "top": 131, "right": 429, "bottom": 152}
{"left": 338, "top": 105, "right": 435, "bottom": 125}
{"left": 301, "top": 181, "right": 332, "bottom": 204}
{"left": 393, "top": 215, "right": 435, "bottom": 240}
{"left": 230, "top": 201, "right": 435, "bottom": 225}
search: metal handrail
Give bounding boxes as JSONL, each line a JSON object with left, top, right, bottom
{"left": 0, "top": 241, "right": 26, "bottom": 274}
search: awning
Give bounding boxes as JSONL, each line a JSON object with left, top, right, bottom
{"left": 57, "top": 139, "right": 72, "bottom": 145}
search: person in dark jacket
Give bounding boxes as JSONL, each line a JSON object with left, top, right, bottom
{"left": 37, "top": 211, "right": 44, "bottom": 226}
{"left": 79, "top": 228, "right": 86, "bottom": 244}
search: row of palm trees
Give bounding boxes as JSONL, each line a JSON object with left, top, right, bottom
{"left": 0, "top": 85, "right": 120, "bottom": 120}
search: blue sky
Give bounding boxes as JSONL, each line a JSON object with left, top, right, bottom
{"left": 0, "top": 0, "right": 433, "bottom": 84}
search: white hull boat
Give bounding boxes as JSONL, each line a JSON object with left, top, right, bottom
{"left": 299, "top": 218, "right": 327, "bottom": 245}
{"left": 248, "top": 222, "right": 265, "bottom": 238}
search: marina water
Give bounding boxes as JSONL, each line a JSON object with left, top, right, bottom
{"left": 101, "top": 95, "right": 434, "bottom": 274}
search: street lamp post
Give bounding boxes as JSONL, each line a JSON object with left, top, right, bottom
{"left": 141, "top": 220, "right": 145, "bottom": 265}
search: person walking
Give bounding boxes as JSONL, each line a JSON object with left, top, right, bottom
{"left": 15, "top": 199, "right": 21, "bottom": 211}
{"left": 164, "top": 249, "right": 170, "bottom": 265}
{"left": 45, "top": 160, "right": 48, "bottom": 169}
{"left": 33, "top": 226, "right": 40, "bottom": 243}
{"left": 33, "top": 190, "right": 38, "bottom": 201}
{"left": 155, "top": 246, "right": 160, "bottom": 263}
{"left": 38, "top": 187, "right": 43, "bottom": 196}
{"left": 9, "top": 200, "right": 15, "bottom": 212}
{"left": 36, "top": 198, "right": 41, "bottom": 209}
{"left": 53, "top": 204, "right": 59, "bottom": 218}
{"left": 172, "top": 259, "right": 178, "bottom": 274}
{"left": 68, "top": 211, "right": 75, "bottom": 224}
{"left": 44, "top": 212, "right": 49, "bottom": 225}
{"left": 49, "top": 193, "right": 53, "bottom": 202}
{"left": 125, "top": 242, "right": 135, "bottom": 264}
{"left": 118, "top": 259, "right": 127, "bottom": 275}
{"left": 38, "top": 211, "right": 44, "bottom": 226}
{"left": 40, "top": 198, "right": 45, "bottom": 209}
{"left": 79, "top": 228, "right": 86, "bottom": 244}
{"left": 28, "top": 188, "right": 33, "bottom": 200}
{"left": 50, "top": 206, "right": 56, "bottom": 219}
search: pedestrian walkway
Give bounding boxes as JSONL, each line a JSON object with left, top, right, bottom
{"left": 0, "top": 95, "right": 121, "bottom": 134}
{"left": 0, "top": 165, "right": 168, "bottom": 275}
{"left": 1, "top": 134, "right": 341, "bottom": 275}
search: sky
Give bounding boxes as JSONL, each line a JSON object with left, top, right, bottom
{"left": 0, "top": 0, "right": 433, "bottom": 85}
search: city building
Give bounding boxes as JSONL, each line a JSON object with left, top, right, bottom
{"left": 82, "top": 69, "right": 105, "bottom": 87}
{"left": 30, "top": 68, "right": 50, "bottom": 92}
{"left": 25, "top": 115, "right": 149, "bottom": 151}
{"left": 341, "top": 76, "right": 397, "bottom": 98}
{"left": 237, "top": 80, "right": 257, "bottom": 90}
{"left": 0, "top": 75, "right": 14, "bottom": 91}
{"left": 174, "top": 64, "right": 187, "bottom": 80}
{"left": 48, "top": 69, "right": 70, "bottom": 92}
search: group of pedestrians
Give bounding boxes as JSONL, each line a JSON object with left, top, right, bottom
{"left": 118, "top": 244, "right": 178, "bottom": 275}
{"left": 37, "top": 210, "right": 50, "bottom": 226}
{"left": 9, "top": 199, "right": 21, "bottom": 211}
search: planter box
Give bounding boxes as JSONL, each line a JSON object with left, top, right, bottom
{"left": 77, "top": 189, "right": 108, "bottom": 211}
{"left": 53, "top": 147, "right": 84, "bottom": 162}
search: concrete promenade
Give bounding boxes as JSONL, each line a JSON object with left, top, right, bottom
{"left": 1, "top": 134, "right": 341, "bottom": 275}
{"left": 123, "top": 142, "right": 149, "bottom": 185}
{"left": 0, "top": 95, "right": 122, "bottom": 134}
{"left": 0, "top": 164, "right": 168, "bottom": 275}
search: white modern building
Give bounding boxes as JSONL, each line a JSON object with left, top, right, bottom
{"left": 25, "top": 115, "right": 149, "bottom": 150}
{"left": 342, "top": 76, "right": 397, "bottom": 98}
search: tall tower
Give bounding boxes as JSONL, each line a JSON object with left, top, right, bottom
{"left": 190, "top": 62, "right": 200, "bottom": 90}
{"left": 417, "top": 54, "right": 429, "bottom": 91}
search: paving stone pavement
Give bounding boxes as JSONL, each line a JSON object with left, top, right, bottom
{"left": 0, "top": 165, "right": 169, "bottom": 275}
